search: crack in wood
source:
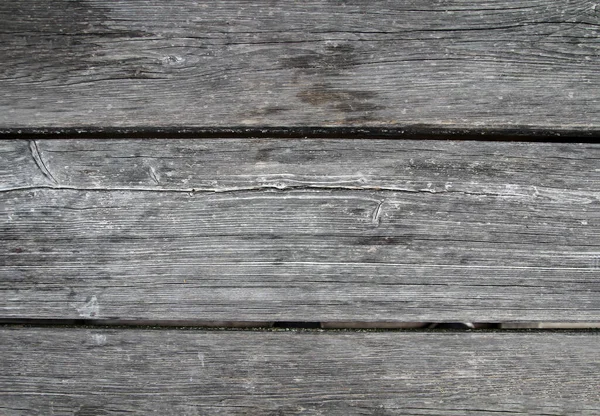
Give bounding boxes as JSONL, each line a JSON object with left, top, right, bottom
{"left": 372, "top": 200, "right": 385, "bottom": 226}
{"left": 29, "top": 140, "right": 57, "bottom": 185}
{"left": 0, "top": 183, "right": 511, "bottom": 198}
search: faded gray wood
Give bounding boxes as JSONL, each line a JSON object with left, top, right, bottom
{"left": 1, "top": 1, "right": 600, "bottom": 131}
{"left": 1, "top": 139, "right": 599, "bottom": 322}
{"left": 1, "top": 327, "right": 599, "bottom": 415}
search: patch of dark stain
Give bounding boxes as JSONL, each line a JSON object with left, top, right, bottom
{"left": 254, "top": 147, "right": 317, "bottom": 163}
{"left": 282, "top": 43, "right": 358, "bottom": 73}
{"left": 298, "top": 86, "right": 375, "bottom": 106}
{"left": 344, "top": 115, "right": 380, "bottom": 124}
{"left": 282, "top": 42, "right": 384, "bottom": 119}
{"left": 297, "top": 83, "right": 383, "bottom": 116}
{"left": 289, "top": 151, "right": 318, "bottom": 163}
{"left": 356, "top": 236, "right": 413, "bottom": 246}
{"left": 255, "top": 147, "right": 273, "bottom": 162}
{"left": 334, "top": 101, "right": 384, "bottom": 113}
{"left": 349, "top": 208, "right": 367, "bottom": 216}
{"left": 283, "top": 54, "right": 315, "bottom": 69}
{"left": 245, "top": 106, "right": 288, "bottom": 118}
{"left": 143, "top": 208, "right": 161, "bottom": 218}
{"left": 11, "top": 247, "right": 23, "bottom": 253}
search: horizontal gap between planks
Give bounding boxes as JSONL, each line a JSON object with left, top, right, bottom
{"left": 1, "top": 126, "right": 600, "bottom": 142}
{"left": 1, "top": 319, "right": 600, "bottom": 331}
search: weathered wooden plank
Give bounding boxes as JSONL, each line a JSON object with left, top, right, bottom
{"left": 1, "top": 1, "right": 600, "bottom": 131}
{"left": 1, "top": 139, "right": 599, "bottom": 322}
{"left": 0, "top": 327, "right": 598, "bottom": 415}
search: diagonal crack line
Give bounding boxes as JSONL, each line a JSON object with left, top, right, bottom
{"left": 29, "top": 140, "right": 57, "bottom": 185}
{"left": 148, "top": 166, "right": 160, "bottom": 185}
{"left": 372, "top": 200, "right": 385, "bottom": 225}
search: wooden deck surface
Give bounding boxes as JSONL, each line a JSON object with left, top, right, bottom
{"left": 1, "top": 1, "right": 600, "bottom": 414}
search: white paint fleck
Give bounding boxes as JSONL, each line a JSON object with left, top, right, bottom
{"left": 162, "top": 55, "right": 184, "bottom": 65}
{"left": 76, "top": 295, "right": 99, "bottom": 318}
{"left": 92, "top": 334, "right": 107, "bottom": 345}
{"left": 198, "top": 352, "right": 205, "bottom": 367}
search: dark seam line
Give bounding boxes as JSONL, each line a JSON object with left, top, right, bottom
{"left": 1, "top": 319, "right": 599, "bottom": 332}
{"left": 0, "top": 126, "right": 599, "bottom": 142}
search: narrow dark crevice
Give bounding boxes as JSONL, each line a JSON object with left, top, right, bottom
{"left": 0, "top": 126, "right": 599, "bottom": 142}
{"left": 272, "top": 321, "right": 322, "bottom": 329}
{"left": 2, "top": 319, "right": 599, "bottom": 331}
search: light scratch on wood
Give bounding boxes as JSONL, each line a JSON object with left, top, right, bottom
{"left": 149, "top": 166, "right": 160, "bottom": 184}
{"left": 29, "top": 140, "right": 57, "bottom": 185}
{"left": 372, "top": 200, "right": 384, "bottom": 225}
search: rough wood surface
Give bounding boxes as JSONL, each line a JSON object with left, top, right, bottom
{"left": 1, "top": 1, "right": 600, "bottom": 131}
{"left": 1, "top": 139, "right": 599, "bottom": 322}
{"left": 1, "top": 327, "right": 599, "bottom": 415}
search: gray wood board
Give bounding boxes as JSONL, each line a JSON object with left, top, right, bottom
{"left": 1, "top": 139, "right": 599, "bottom": 322}
{"left": 1, "top": 327, "right": 599, "bottom": 415}
{"left": 1, "top": 1, "right": 600, "bottom": 130}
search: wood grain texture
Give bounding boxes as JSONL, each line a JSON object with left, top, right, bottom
{"left": 1, "top": 327, "right": 599, "bottom": 415}
{"left": 1, "top": 0, "right": 600, "bottom": 130}
{"left": 1, "top": 139, "right": 599, "bottom": 322}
